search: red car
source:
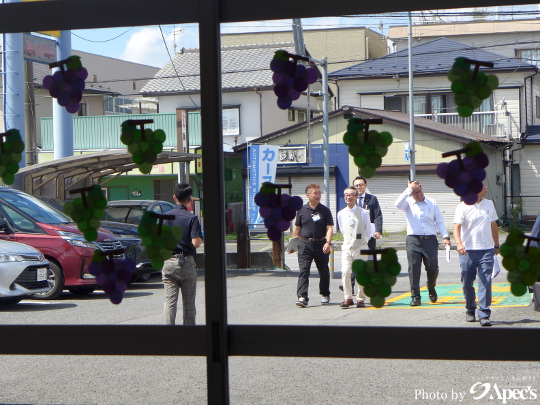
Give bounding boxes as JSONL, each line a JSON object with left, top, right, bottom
{"left": 0, "top": 187, "right": 123, "bottom": 299}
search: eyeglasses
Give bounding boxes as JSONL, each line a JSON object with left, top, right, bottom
{"left": 344, "top": 193, "right": 356, "bottom": 197}
{"left": 354, "top": 183, "right": 366, "bottom": 187}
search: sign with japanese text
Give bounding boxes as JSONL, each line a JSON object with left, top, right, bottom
{"left": 248, "top": 144, "right": 279, "bottom": 227}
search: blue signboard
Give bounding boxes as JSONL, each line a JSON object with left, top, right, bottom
{"left": 248, "top": 144, "right": 279, "bottom": 227}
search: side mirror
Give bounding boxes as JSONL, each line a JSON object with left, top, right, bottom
{"left": 0, "top": 218, "right": 12, "bottom": 234}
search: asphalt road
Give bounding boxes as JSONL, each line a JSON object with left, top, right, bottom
{"left": 1, "top": 245, "right": 539, "bottom": 405}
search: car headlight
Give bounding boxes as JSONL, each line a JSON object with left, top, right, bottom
{"left": 57, "top": 230, "right": 98, "bottom": 249}
{"left": 0, "top": 253, "right": 23, "bottom": 262}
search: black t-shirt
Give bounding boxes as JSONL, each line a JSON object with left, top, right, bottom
{"left": 165, "top": 204, "right": 203, "bottom": 256}
{"left": 295, "top": 203, "right": 334, "bottom": 239}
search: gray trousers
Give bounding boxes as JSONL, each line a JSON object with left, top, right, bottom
{"left": 406, "top": 235, "right": 439, "bottom": 300}
{"left": 162, "top": 255, "right": 197, "bottom": 325}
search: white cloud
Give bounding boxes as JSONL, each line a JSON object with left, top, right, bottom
{"left": 120, "top": 27, "right": 176, "bottom": 67}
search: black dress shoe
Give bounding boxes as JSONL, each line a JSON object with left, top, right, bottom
{"left": 410, "top": 298, "right": 421, "bottom": 306}
{"left": 428, "top": 288, "right": 437, "bottom": 303}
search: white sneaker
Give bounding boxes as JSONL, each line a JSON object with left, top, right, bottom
{"left": 296, "top": 297, "right": 308, "bottom": 308}
{"left": 321, "top": 296, "right": 330, "bottom": 304}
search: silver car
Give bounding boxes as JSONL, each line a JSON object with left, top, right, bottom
{"left": 0, "top": 240, "right": 51, "bottom": 305}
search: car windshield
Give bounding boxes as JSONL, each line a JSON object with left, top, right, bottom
{"left": 0, "top": 191, "right": 72, "bottom": 224}
{"left": 103, "top": 206, "right": 145, "bottom": 224}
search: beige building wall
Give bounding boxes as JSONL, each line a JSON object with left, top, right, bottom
{"left": 222, "top": 27, "right": 386, "bottom": 72}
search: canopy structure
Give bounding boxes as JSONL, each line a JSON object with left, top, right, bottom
{"left": 12, "top": 150, "right": 199, "bottom": 199}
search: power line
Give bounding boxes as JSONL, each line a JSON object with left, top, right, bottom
{"left": 72, "top": 27, "right": 135, "bottom": 43}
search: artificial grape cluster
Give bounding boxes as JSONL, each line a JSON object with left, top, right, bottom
{"left": 254, "top": 182, "right": 303, "bottom": 241}
{"left": 500, "top": 229, "right": 540, "bottom": 296}
{"left": 447, "top": 57, "right": 499, "bottom": 117}
{"left": 436, "top": 141, "right": 488, "bottom": 205}
{"left": 352, "top": 248, "right": 401, "bottom": 308}
{"left": 64, "top": 185, "right": 108, "bottom": 241}
{"left": 89, "top": 251, "right": 136, "bottom": 304}
{"left": 138, "top": 212, "right": 183, "bottom": 270}
{"left": 121, "top": 121, "right": 165, "bottom": 174}
{"left": 0, "top": 129, "right": 25, "bottom": 185}
{"left": 43, "top": 56, "right": 88, "bottom": 114}
{"left": 270, "top": 50, "right": 318, "bottom": 110}
{"left": 343, "top": 119, "right": 393, "bottom": 178}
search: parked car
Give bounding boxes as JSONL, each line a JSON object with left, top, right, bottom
{"left": 103, "top": 200, "right": 175, "bottom": 225}
{"left": 0, "top": 187, "right": 125, "bottom": 299}
{"left": 37, "top": 196, "right": 157, "bottom": 282}
{"left": 0, "top": 240, "right": 51, "bottom": 305}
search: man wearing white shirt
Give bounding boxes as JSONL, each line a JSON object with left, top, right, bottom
{"left": 337, "top": 187, "right": 373, "bottom": 308}
{"left": 453, "top": 183, "right": 500, "bottom": 327}
{"left": 395, "top": 180, "right": 451, "bottom": 306}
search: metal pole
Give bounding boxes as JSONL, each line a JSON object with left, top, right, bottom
{"left": 322, "top": 57, "right": 329, "bottom": 207}
{"left": 408, "top": 11, "right": 416, "bottom": 181}
{"left": 3, "top": 0, "right": 26, "bottom": 167}
{"left": 53, "top": 30, "right": 74, "bottom": 160}
{"left": 199, "top": 0, "right": 229, "bottom": 403}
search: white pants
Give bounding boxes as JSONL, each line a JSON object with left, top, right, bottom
{"left": 341, "top": 248, "right": 367, "bottom": 301}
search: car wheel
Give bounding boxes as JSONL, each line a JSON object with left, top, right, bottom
{"left": 136, "top": 273, "right": 151, "bottom": 282}
{"left": 0, "top": 297, "right": 24, "bottom": 305}
{"left": 68, "top": 286, "right": 96, "bottom": 295}
{"left": 32, "top": 261, "right": 64, "bottom": 300}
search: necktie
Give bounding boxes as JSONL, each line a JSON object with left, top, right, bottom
{"left": 358, "top": 196, "right": 364, "bottom": 208}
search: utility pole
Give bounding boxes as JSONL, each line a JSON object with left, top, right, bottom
{"left": 408, "top": 11, "right": 416, "bottom": 181}
{"left": 292, "top": 19, "right": 330, "bottom": 208}
{"left": 24, "top": 60, "right": 36, "bottom": 165}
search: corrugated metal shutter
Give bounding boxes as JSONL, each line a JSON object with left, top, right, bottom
{"left": 367, "top": 174, "right": 461, "bottom": 233}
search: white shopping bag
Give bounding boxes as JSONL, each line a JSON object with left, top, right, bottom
{"left": 491, "top": 253, "right": 502, "bottom": 279}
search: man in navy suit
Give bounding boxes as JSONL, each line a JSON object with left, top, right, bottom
{"left": 339, "top": 176, "right": 383, "bottom": 299}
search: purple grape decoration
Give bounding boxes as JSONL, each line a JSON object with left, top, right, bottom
{"left": 90, "top": 251, "right": 136, "bottom": 304}
{"left": 270, "top": 50, "right": 318, "bottom": 110}
{"left": 42, "top": 55, "right": 88, "bottom": 114}
{"left": 437, "top": 141, "right": 489, "bottom": 205}
{"left": 254, "top": 182, "right": 303, "bottom": 241}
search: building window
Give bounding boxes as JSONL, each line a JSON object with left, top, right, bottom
{"left": 105, "top": 96, "right": 134, "bottom": 114}
{"left": 385, "top": 94, "right": 447, "bottom": 115}
{"left": 78, "top": 102, "right": 87, "bottom": 116}
{"left": 536, "top": 96, "right": 540, "bottom": 119}
{"left": 288, "top": 109, "right": 295, "bottom": 121}
{"left": 517, "top": 49, "right": 540, "bottom": 67}
{"left": 222, "top": 107, "right": 240, "bottom": 136}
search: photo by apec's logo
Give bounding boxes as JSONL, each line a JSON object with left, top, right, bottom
{"left": 414, "top": 381, "right": 538, "bottom": 403}
{"left": 470, "top": 382, "right": 538, "bottom": 403}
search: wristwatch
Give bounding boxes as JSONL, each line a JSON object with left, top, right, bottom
{"left": 494, "top": 245, "right": 500, "bottom": 249}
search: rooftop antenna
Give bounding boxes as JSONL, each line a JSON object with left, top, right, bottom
{"left": 172, "top": 26, "right": 183, "bottom": 54}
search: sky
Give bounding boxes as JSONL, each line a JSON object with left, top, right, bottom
{"left": 68, "top": 6, "right": 540, "bottom": 69}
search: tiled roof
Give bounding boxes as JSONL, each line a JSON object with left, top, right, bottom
{"left": 329, "top": 37, "right": 537, "bottom": 79}
{"left": 233, "top": 106, "right": 510, "bottom": 151}
{"left": 141, "top": 43, "right": 296, "bottom": 95}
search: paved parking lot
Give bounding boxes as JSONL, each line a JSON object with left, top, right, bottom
{"left": 1, "top": 235, "right": 539, "bottom": 405}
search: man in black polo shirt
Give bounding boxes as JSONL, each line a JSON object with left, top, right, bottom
{"left": 162, "top": 183, "right": 203, "bottom": 325}
{"left": 288, "top": 183, "right": 334, "bottom": 307}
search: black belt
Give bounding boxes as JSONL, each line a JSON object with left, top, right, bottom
{"left": 299, "top": 236, "right": 326, "bottom": 242}
{"left": 409, "top": 235, "right": 436, "bottom": 240}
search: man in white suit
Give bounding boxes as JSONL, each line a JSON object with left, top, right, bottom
{"left": 337, "top": 186, "right": 372, "bottom": 308}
